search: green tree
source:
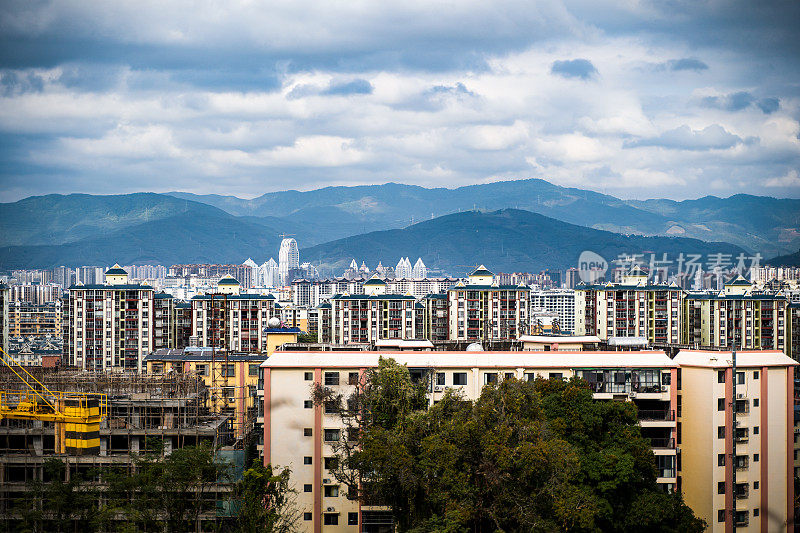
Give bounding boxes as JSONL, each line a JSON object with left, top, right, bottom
{"left": 13, "top": 458, "right": 98, "bottom": 533}
{"left": 232, "top": 460, "right": 299, "bottom": 533}
{"left": 315, "top": 357, "right": 705, "bottom": 532}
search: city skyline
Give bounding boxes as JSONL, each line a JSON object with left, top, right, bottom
{"left": 1, "top": 2, "right": 799, "bottom": 202}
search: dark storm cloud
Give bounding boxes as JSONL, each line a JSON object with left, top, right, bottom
{"left": 551, "top": 59, "right": 597, "bottom": 80}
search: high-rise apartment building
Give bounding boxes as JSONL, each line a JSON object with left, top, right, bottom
{"left": 64, "top": 265, "right": 154, "bottom": 371}
{"left": 279, "top": 238, "right": 300, "bottom": 286}
{"left": 675, "top": 350, "right": 796, "bottom": 531}
{"left": 682, "top": 277, "right": 788, "bottom": 353}
{"left": 447, "top": 266, "right": 529, "bottom": 341}
{"left": 530, "top": 288, "right": 576, "bottom": 334}
{"left": 422, "top": 294, "right": 449, "bottom": 341}
{"left": 326, "top": 278, "right": 424, "bottom": 345}
{"left": 575, "top": 269, "right": 682, "bottom": 344}
{"left": 190, "top": 276, "right": 278, "bottom": 352}
{"left": 8, "top": 301, "right": 62, "bottom": 338}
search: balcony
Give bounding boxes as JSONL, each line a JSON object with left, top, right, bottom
{"left": 647, "top": 438, "right": 675, "bottom": 450}
{"left": 638, "top": 410, "right": 675, "bottom": 421}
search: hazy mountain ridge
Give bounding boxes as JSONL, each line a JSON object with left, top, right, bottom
{"left": 301, "top": 209, "right": 747, "bottom": 275}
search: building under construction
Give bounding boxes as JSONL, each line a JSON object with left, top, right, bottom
{"left": 0, "top": 367, "right": 246, "bottom": 529}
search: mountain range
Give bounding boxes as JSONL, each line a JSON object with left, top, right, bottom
{"left": 0, "top": 179, "right": 794, "bottom": 272}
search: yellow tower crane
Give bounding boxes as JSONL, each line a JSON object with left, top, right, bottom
{"left": 0, "top": 347, "right": 107, "bottom": 455}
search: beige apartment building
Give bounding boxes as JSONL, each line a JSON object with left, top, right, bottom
{"left": 447, "top": 266, "right": 529, "bottom": 341}
{"left": 682, "top": 277, "right": 788, "bottom": 353}
{"left": 575, "top": 269, "right": 682, "bottom": 345}
{"left": 190, "top": 275, "right": 279, "bottom": 352}
{"left": 64, "top": 265, "right": 155, "bottom": 371}
{"left": 675, "top": 350, "right": 796, "bottom": 532}
{"left": 262, "top": 350, "right": 678, "bottom": 532}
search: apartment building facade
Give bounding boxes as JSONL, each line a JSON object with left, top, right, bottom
{"left": 64, "top": 265, "right": 155, "bottom": 371}
{"left": 675, "top": 350, "right": 796, "bottom": 531}
{"left": 682, "top": 277, "right": 788, "bottom": 353}
{"left": 190, "top": 276, "right": 279, "bottom": 352}
{"left": 0, "top": 284, "right": 8, "bottom": 354}
{"left": 8, "top": 300, "right": 62, "bottom": 338}
{"left": 530, "top": 288, "right": 576, "bottom": 334}
{"left": 327, "top": 293, "right": 423, "bottom": 345}
{"left": 575, "top": 271, "right": 682, "bottom": 345}
{"left": 447, "top": 266, "right": 529, "bottom": 341}
{"left": 261, "top": 350, "right": 679, "bottom": 532}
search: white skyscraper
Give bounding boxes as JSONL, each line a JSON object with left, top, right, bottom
{"left": 259, "top": 258, "right": 279, "bottom": 287}
{"left": 278, "top": 238, "right": 300, "bottom": 286}
{"left": 395, "top": 257, "right": 413, "bottom": 279}
{"left": 412, "top": 258, "right": 427, "bottom": 279}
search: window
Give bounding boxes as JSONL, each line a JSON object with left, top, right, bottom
{"left": 485, "top": 373, "right": 498, "bottom": 385}
{"left": 304, "top": 400, "right": 313, "bottom": 409}
{"left": 222, "top": 363, "right": 235, "bottom": 377}
{"left": 304, "top": 428, "right": 312, "bottom": 437}
{"left": 304, "top": 512, "right": 312, "bottom": 521}
{"left": 348, "top": 512, "right": 359, "bottom": 525}
{"left": 718, "top": 398, "right": 725, "bottom": 411}
{"left": 324, "top": 457, "right": 338, "bottom": 470}
{"left": 324, "top": 372, "right": 339, "bottom": 386}
{"left": 324, "top": 401, "right": 339, "bottom": 414}
{"left": 754, "top": 454, "right": 759, "bottom": 462}
{"left": 753, "top": 370, "right": 759, "bottom": 379}
{"left": 754, "top": 426, "right": 759, "bottom": 435}
{"left": 323, "top": 514, "right": 338, "bottom": 525}
{"left": 753, "top": 481, "right": 759, "bottom": 489}
{"left": 304, "top": 371, "right": 313, "bottom": 381}
{"left": 754, "top": 509, "right": 759, "bottom": 517}
{"left": 524, "top": 372, "right": 536, "bottom": 382}
{"left": 717, "top": 482, "right": 725, "bottom": 494}
{"left": 718, "top": 370, "right": 726, "bottom": 383}
{"left": 249, "top": 363, "right": 259, "bottom": 376}
{"left": 453, "top": 372, "right": 467, "bottom": 385}
{"left": 195, "top": 364, "right": 208, "bottom": 376}
{"left": 504, "top": 372, "right": 515, "bottom": 381}
{"left": 304, "top": 456, "right": 312, "bottom": 465}
{"left": 303, "top": 484, "right": 312, "bottom": 493}
{"left": 718, "top": 454, "right": 725, "bottom": 466}
{"left": 753, "top": 398, "right": 759, "bottom": 407}
{"left": 348, "top": 372, "right": 359, "bottom": 385}
{"left": 550, "top": 372, "right": 563, "bottom": 380}
{"left": 737, "top": 372, "right": 745, "bottom": 385}
{"left": 324, "top": 485, "right": 339, "bottom": 497}
{"left": 718, "top": 426, "right": 725, "bottom": 439}
{"left": 324, "top": 429, "right": 341, "bottom": 442}
{"left": 436, "top": 372, "right": 446, "bottom": 386}
{"left": 718, "top": 510, "right": 725, "bottom": 523}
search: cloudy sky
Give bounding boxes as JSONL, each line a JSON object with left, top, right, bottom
{"left": 1, "top": 0, "right": 798, "bottom": 202}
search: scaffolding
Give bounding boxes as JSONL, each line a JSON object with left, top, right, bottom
{"left": 0, "top": 368, "right": 236, "bottom": 527}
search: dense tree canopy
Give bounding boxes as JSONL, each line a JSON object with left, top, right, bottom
{"left": 315, "top": 357, "right": 705, "bottom": 532}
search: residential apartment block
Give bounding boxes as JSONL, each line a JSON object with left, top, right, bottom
{"left": 0, "top": 283, "right": 8, "bottom": 354}
{"left": 8, "top": 300, "right": 62, "bottom": 338}
{"left": 190, "top": 276, "right": 279, "bottom": 352}
{"left": 447, "top": 266, "right": 529, "bottom": 341}
{"left": 64, "top": 265, "right": 155, "bottom": 371}
{"left": 575, "top": 270, "right": 682, "bottom": 345}
{"left": 675, "top": 350, "right": 796, "bottom": 531}
{"left": 325, "top": 278, "right": 424, "bottom": 345}
{"left": 530, "top": 288, "right": 576, "bottom": 334}
{"left": 262, "top": 350, "right": 679, "bottom": 532}
{"left": 683, "top": 277, "right": 788, "bottom": 353}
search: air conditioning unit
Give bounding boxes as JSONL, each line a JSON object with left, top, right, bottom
{"left": 326, "top": 506, "right": 336, "bottom": 512}
{"left": 660, "top": 386, "right": 668, "bottom": 392}
{"left": 323, "top": 478, "right": 331, "bottom": 484}
{"left": 434, "top": 386, "right": 444, "bottom": 392}
{"left": 736, "top": 393, "right": 745, "bottom": 399}
{"left": 629, "top": 392, "right": 637, "bottom": 398}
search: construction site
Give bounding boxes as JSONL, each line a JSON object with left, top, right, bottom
{"left": 0, "top": 362, "right": 256, "bottom": 530}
